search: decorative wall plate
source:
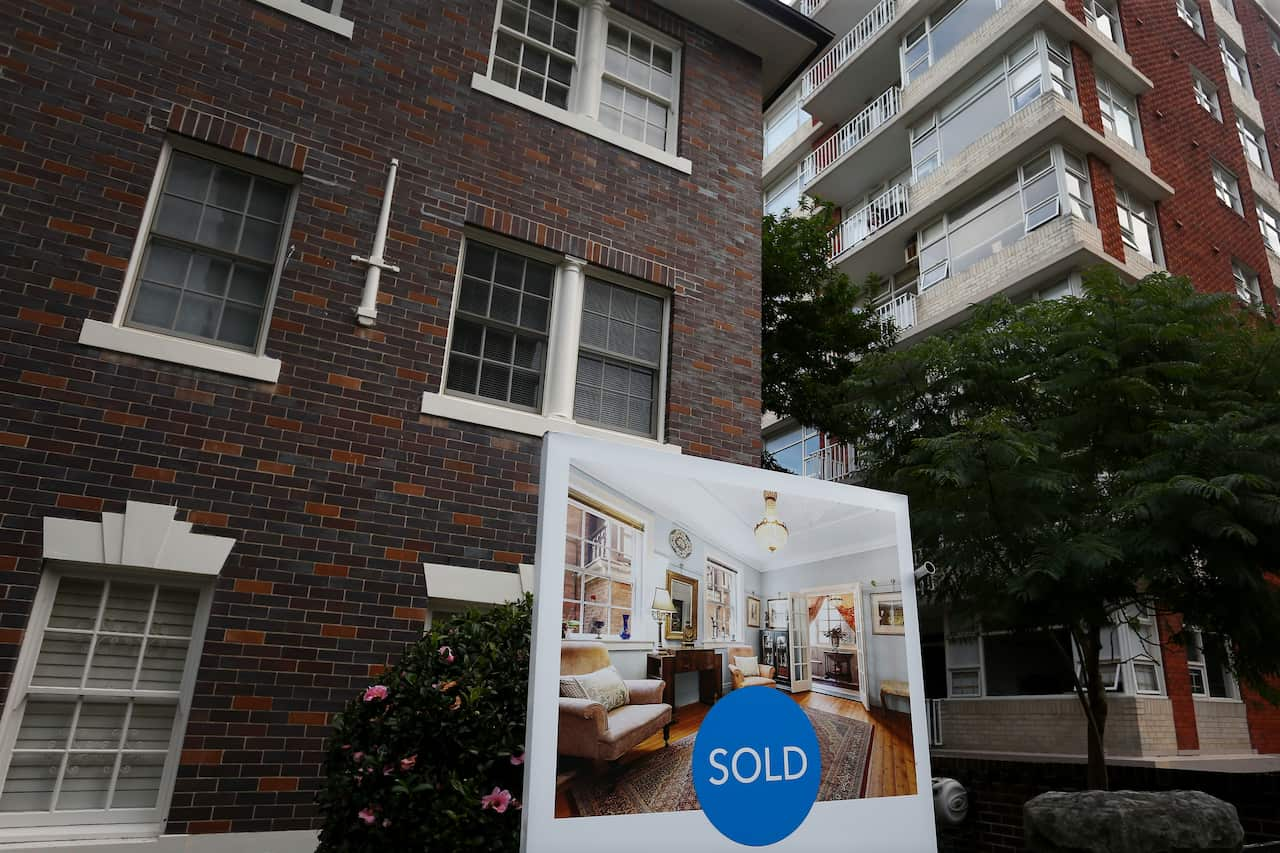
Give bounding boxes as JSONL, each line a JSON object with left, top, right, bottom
{"left": 668, "top": 526, "right": 693, "bottom": 559}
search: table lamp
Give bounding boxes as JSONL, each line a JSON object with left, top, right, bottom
{"left": 651, "top": 587, "right": 677, "bottom": 653}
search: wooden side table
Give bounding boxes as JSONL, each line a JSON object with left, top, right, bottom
{"left": 646, "top": 648, "right": 722, "bottom": 723}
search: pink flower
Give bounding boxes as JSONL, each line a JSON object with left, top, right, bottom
{"left": 363, "top": 684, "right": 389, "bottom": 702}
{"left": 352, "top": 751, "right": 364, "bottom": 762}
{"left": 438, "top": 645, "right": 455, "bottom": 664}
{"left": 400, "top": 755, "right": 416, "bottom": 771}
{"left": 510, "top": 753, "right": 524, "bottom": 766}
{"left": 481, "top": 787, "right": 513, "bottom": 813}
{"left": 383, "top": 764, "right": 393, "bottom": 776}
{"left": 358, "top": 808, "right": 376, "bottom": 825}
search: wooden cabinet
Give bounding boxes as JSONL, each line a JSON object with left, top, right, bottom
{"left": 646, "top": 649, "right": 722, "bottom": 722}
{"left": 760, "top": 629, "right": 789, "bottom": 687}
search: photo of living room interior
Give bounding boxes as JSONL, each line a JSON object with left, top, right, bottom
{"left": 554, "top": 459, "right": 918, "bottom": 818}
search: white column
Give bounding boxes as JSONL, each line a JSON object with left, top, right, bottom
{"left": 575, "top": 0, "right": 610, "bottom": 118}
{"left": 545, "top": 256, "right": 587, "bottom": 422}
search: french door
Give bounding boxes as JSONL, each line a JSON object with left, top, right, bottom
{"left": 788, "top": 594, "right": 812, "bottom": 693}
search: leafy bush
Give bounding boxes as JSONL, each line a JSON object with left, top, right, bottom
{"left": 317, "top": 596, "right": 532, "bottom": 852}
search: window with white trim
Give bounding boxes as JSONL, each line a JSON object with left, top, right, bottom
{"left": 1176, "top": 0, "right": 1204, "bottom": 35}
{"left": 765, "top": 94, "right": 808, "bottom": 157}
{"left": 1116, "top": 185, "right": 1161, "bottom": 263}
{"left": 705, "top": 559, "right": 739, "bottom": 643}
{"left": 1232, "top": 258, "right": 1261, "bottom": 305}
{"left": 251, "top": 0, "right": 353, "bottom": 36}
{"left": 1186, "top": 628, "right": 1238, "bottom": 698}
{"left": 1063, "top": 149, "right": 1094, "bottom": 222}
{"left": 0, "top": 568, "right": 211, "bottom": 835}
{"left": 764, "top": 165, "right": 804, "bottom": 218}
{"left": 121, "top": 143, "right": 297, "bottom": 354}
{"left": 1219, "top": 35, "right": 1251, "bottom": 91}
{"left": 486, "top": 0, "right": 682, "bottom": 156}
{"left": 563, "top": 497, "right": 639, "bottom": 637}
{"left": 1270, "top": 25, "right": 1280, "bottom": 55}
{"left": 1215, "top": 0, "right": 1236, "bottom": 19}
{"left": 1258, "top": 202, "right": 1280, "bottom": 252}
{"left": 441, "top": 237, "right": 670, "bottom": 440}
{"left": 1097, "top": 74, "right": 1142, "bottom": 149}
{"left": 901, "top": 0, "right": 1006, "bottom": 84}
{"left": 1084, "top": 0, "right": 1122, "bottom": 46}
{"left": 1212, "top": 160, "right": 1243, "bottom": 213}
{"left": 1237, "top": 114, "right": 1270, "bottom": 175}
{"left": 1192, "top": 69, "right": 1222, "bottom": 120}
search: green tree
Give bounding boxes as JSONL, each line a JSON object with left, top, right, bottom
{"left": 835, "top": 269, "right": 1280, "bottom": 789}
{"left": 762, "top": 198, "right": 893, "bottom": 438}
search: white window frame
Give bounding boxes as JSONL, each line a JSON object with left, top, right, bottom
{"left": 563, "top": 494, "right": 642, "bottom": 640}
{"left": 1270, "top": 25, "right": 1280, "bottom": 55}
{"left": 1232, "top": 258, "right": 1261, "bottom": 305}
{"left": 1176, "top": 0, "right": 1205, "bottom": 35}
{"left": 1186, "top": 628, "right": 1241, "bottom": 699}
{"left": 900, "top": 0, "right": 1008, "bottom": 85}
{"left": 1084, "top": 0, "right": 1123, "bottom": 47}
{"left": 1115, "top": 184, "right": 1162, "bottom": 264}
{"left": 0, "top": 565, "right": 214, "bottom": 844}
{"left": 1237, "top": 113, "right": 1271, "bottom": 176}
{"left": 424, "top": 231, "right": 673, "bottom": 446}
{"left": 77, "top": 138, "right": 297, "bottom": 383}
{"left": 1258, "top": 202, "right": 1280, "bottom": 253}
{"left": 1219, "top": 34, "right": 1251, "bottom": 91}
{"left": 704, "top": 557, "right": 742, "bottom": 643}
{"left": 475, "top": 0, "right": 689, "bottom": 172}
{"left": 250, "top": 0, "right": 353, "bottom": 37}
{"left": 764, "top": 164, "right": 804, "bottom": 218}
{"left": 765, "top": 93, "right": 807, "bottom": 158}
{"left": 1192, "top": 69, "right": 1222, "bottom": 121}
{"left": 1213, "top": 160, "right": 1244, "bottom": 214}
{"left": 1097, "top": 74, "right": 1142, "bottom": 151}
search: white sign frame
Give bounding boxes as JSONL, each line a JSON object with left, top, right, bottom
{"left": 521, "top": 432, "right": 937, "bottom": 852}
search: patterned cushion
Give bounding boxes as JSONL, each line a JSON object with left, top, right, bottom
{"left": 560, "top": 676, "right": 588, "bottom": 700}
{"left": 735, "top": 656, "right": 760, "bottom": 677}
{"left": 573, "top": 666, "right": 630, "bottom": 711}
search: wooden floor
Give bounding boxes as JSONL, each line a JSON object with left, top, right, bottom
{"left": 554, "top": 689, "right": 916, "bottom": 817}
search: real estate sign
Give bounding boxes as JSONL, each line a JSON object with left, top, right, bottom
{"left": 521, "top": 432, "right": 938, "bottom": 851}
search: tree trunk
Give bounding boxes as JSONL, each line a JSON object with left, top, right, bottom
{"left": 1073, "top": 623, "right": 1110, "bottom": 790}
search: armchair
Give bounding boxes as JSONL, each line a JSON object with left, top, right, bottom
{"left": 558, "top": 641, "right": 672, "bottom": 761}
{"left": 728, "top": 644, "right": 777, "bottom": 690}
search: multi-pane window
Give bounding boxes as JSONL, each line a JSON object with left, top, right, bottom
{"left": 1116, "top": 185, "right": 1160, "bottom": 262}
{"left": 0, "top": 571, "right": 208, "bottom": 831}
{"left": 765, "top": 424, "right": 823, "bottom": 474}
{"left": 492, "top": 0, "right": 579, "bottom": 110}
{"left": 1219, "top": 35, "right": 1250, "bottom": 91}
{"left": 1233, "top": 259, "right": 1261, "bottom": 305}
{"left": 486, "top": 1, "right": 681, "bottom": 156}
{"left": 1084, "top": 0, "right": 1122, "bottom": 45}
{"left": 705, "top": 559, "right": 739, "bottom": 643}
{"left": 901, "top": 0, "right": 1005, "bottom": 84}
{"left": 1097, "top": 75, "right": 1141, "bottom": 149}
{"left": 1022, "top": 150, "right": 1060, "bottom": 230}
{"left": 1176, "top": 0, "right": 1205, "bottom": 35}
{"left": 446, "top": 243, "right": 553, "bottom": 410}
{"left": 599, "top": 25, "right": 675, "bottom": 149}
{"left": 1193, "top": 70, "right": 1222, "bottom": 120}
{"left": 574, "top": 278, "right": 663, "bottom": 435}
{"left": 765, "top": 95, "right": 807, "bottom": 157}
{"left": 1271, "top": 25, "right": 1280, "bottom": 55}
{"left": 1186, "top": 629, "right": 1238, "bottom": 698}
{"left": 764, "top": 165, "right": 803, "bottom": 218}
{"left": 563, "top": 498, "right": 637, "bottom": 636}
{"left": 125, "top": 151, "right": 293, "bottom": 352}
{"left": 1064, "top": 149, "right": 1094, "bottom": 222}
{"left": 1213, "top": 161, "right": 1243, "bottom": 213}
{"left": 1237, "top": 114, "right": 1270, "bottom": 175}
{"left": 1258, "top": 202, "right": 1280, "bottom": 252}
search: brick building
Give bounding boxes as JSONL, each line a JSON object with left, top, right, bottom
{"left": 0, "top": 0, "right": 829, "bottom": 849}
{"left": 763, "top": 0, "right": 1280, "bottom": 786}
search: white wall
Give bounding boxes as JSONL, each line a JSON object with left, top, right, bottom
{"left": 761, "top": 545, "right": 912, "bottom": 709}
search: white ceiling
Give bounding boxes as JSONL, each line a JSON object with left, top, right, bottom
{"left": 571, "top": 460, "right": 898, "bottom": 572}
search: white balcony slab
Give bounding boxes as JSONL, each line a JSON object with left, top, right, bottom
{"left": 1227, "top": 76, "right": 1265, "bottom": 131}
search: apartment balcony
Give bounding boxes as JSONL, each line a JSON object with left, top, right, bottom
{"left": 874, "top": 289, "right": 918, "bottom": 332}
{"left": 795, "top": 0, "right": 890, "bottom": 42}
{"left": 802, "top": 0, "right": 1150, "bottom": 128}
{"left": 802, "top": 441, "right": 859, "bottom": 481}
{"left": 828, "top": 93, "right": 1172, "bottom": 285}
{"left": 801, "top": 86, "right": 901, "bottom": 191}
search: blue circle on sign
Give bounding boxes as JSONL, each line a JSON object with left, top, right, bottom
{"left": 692, "top": 687, "right": 821, "bottom": 846}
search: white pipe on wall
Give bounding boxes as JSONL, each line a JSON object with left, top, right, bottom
{"left": 353, "top": 158, "right": 401, "bottom": 326}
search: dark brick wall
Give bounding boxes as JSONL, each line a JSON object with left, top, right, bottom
{"left": 1, "top": 0, "right": 765, "bottom": 834}
{"left": 933, "top": 756, "right": 1280, "bottom": 852}
{"left": 1121, "top": 0, "right": 1277, "bottom": 307}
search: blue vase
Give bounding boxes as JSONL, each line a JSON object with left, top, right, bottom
{"left": 620, "top": 614, "right": 631, "bottom": 640}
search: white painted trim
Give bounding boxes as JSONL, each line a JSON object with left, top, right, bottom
{"left": 422, "top": 562, "right": 531, "bottom": 609}
{"left": 80, "top": 321, "right": 282, "bottom": 383}
{"left": 42, "top": 501, "right": 236, "bottom": 575}
{"left": 470, "top": 74, "right": 692, "bottom": 174}
{"left": 0, "top": 828, "right": 318, "bottom": 851}
{"left": 419, "top": 391, "right": 681, "bottom": 451}
{"left": 249, "top": 0, "right": 353, "bottom": 37}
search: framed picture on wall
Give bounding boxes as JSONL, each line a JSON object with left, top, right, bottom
{"left": 746, "top": 595, "right": 761, "bottom": 628}
{"left": 871, "top": 592, "right": 906, "bottom": 635}
{"left": 766, "top": 597, "right": 789, "bottom": 628}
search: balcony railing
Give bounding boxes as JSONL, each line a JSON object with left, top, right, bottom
{"left": 802, "top": 86, "right": 900, "bottom": 185}
{"left": 830, "top": 184, "right": 908, "bottom": 259}
{"left": 803, "top": 442, "right": 858, "bottom": 481}
{"left": 803, "top": 0, "right": 898, "bottom": 98}
{"left": 795, "top": 0, "right": 827, "bottom": 15}
{"left": 874, "top": 290, "right": 917, "bottom": 330}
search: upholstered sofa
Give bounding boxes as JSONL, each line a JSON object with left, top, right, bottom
{"left": 728, "top": 644, "right": 777, "bottom": 690}
{"left": 558, "top": 641, "right": 672, "bottom": 761}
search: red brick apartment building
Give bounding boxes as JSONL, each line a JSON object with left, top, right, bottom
{"left": 0, "top": 1, "right": 829, "bottom": 849}
{"left": 765, "top": 0, "right": 1280, "bottom": 843}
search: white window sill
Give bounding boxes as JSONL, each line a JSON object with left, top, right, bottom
{"left": 250, "top": 0, "right": 353, "bottom": 37}
{"left": 566, "top": 636, "right": 655, "bottom": 652}
{"left": 471, "top": 74, "right": 692, "bottom": 175}
{"left": 420, "top": 391, "right": 681, "bottom": 452}
{"left": 80, "top": 320, "right": 282, "bottom": 383}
